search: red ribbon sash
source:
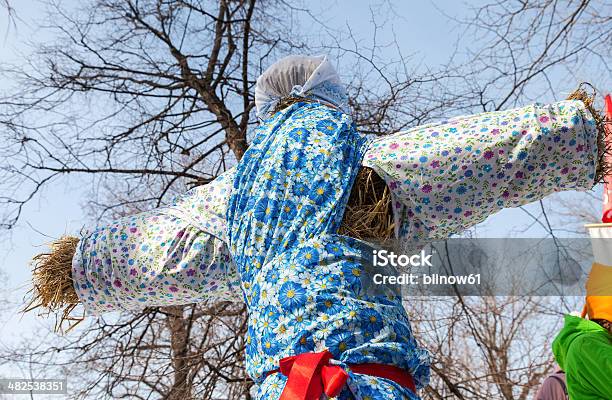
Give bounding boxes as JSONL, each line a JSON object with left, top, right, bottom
{"left": 269, "top": 350, "right": 416, "bottom": 400}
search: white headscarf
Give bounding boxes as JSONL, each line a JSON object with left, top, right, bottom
{"left": 254, "top": 55, "right": 349, "bottom": 120}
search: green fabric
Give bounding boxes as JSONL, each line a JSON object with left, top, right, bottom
{"left": 552, "top": 315, "right": 612, "bottom": 400}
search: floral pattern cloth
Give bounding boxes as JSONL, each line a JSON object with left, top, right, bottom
{"left": 72, "top": 170, "right": 241, "bottom": 314}
{"left": 362, "top": 100, "right": 598, "bottom": 250}
{"left": 71, "top": 99, "right": 598, "bottom": 397}
{"left": 226, "top": 101, "right": 428, "bottom": 399}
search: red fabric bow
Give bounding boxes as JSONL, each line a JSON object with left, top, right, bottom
{"left": 278, "top": 350, "right": 348, "bottom": 400}
{"left": 273, "top": 350, "right": 417, "bottom": 400}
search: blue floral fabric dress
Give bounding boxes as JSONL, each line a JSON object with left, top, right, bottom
{"left": 226, "top": 101, "right": 430, "bottom": 399}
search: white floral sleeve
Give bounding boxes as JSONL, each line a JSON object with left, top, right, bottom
{"left": 72, "top": 169, "right": 241, "bottom": 315}
{"left": 362, "top": 100, "right": 599, "bottom": 245}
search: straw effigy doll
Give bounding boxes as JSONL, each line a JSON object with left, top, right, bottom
{"left": 28, "top": 55, "right": 609, "bottom": 400}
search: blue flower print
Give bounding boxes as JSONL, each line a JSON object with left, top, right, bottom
{"left": 265, "top": 268, "right": 280, "bottom": 285}
{"left": 309, "top": 181, "right": 334, "bottom": 205}
{"left": 298, "top": 203, "right": 316, "bottom": 219}
{"left": 261, "top": 332, "right": 280, "bottom": 356}
{"left": 297, "top": 246, "right": 319, "bottom": 265}
{"left": 289, "top": 127, "right": 310, "bottom": 143}
{"left": 282, "top": 231, "right": 298, "bottom": 249}
{"left": 294, "top": 331, "right": 315, "bottom": 353}
{"left": 254, "top": 198, "right": 279, "bottom": 223}
{"left": 390, "top": 321, "right": 410, "bottom": 342}
{"left": 309, "top": 153, "right": 325, "bottom": 169}
{"left": 359, "top": 385, "right": 382, "bottom": 400}
{"left": 316, "top": 294, "right": 344, "bottom": 315}
{"left": 316, "top": 119, "right": 338, "bottom": 135}
{"left": 279, "top": 200, "right": 298, "bottom": 221}
{"left": 246, "top": 325, "right": 258, "bottom": 354}
{"left": 325, "top": 242, "right": 344, "bottom": 256}
{"left": 260, "top": 169, "right": 279, "bottom": 190}
{"left": 293, "top": 182, "right": 309, "bottom": 197}
{"left": 283, "top": 149, "right": 306, "bottom": 170}
{"left": 260, "top": 305, "right": 279, "bottom": 332}
{"left": 326, "top": 331, "right": 356, "bottom": 354}
{"left": 361, "top": 308, "right": 384, "bottom": 334}
{"left": 278, "top": 281, "right": 307, "bottom": 311}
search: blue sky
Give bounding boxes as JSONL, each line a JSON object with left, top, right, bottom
{"left": 0, "top": 0, "right": 604, "bottom": 366}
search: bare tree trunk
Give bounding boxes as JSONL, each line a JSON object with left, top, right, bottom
{"left": 164, "top": 305, "right": 192, "bottom": 400}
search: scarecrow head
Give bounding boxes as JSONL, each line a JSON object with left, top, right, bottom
{"left": 254, "top": 55, "right": 349, "bottom": 120}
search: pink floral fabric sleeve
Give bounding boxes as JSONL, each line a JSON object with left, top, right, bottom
{"left": 362, "top": 100, "right": 598, "bottom": 244}
{"left": 71, "top": 169, "right": 241, "bottom": 315}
